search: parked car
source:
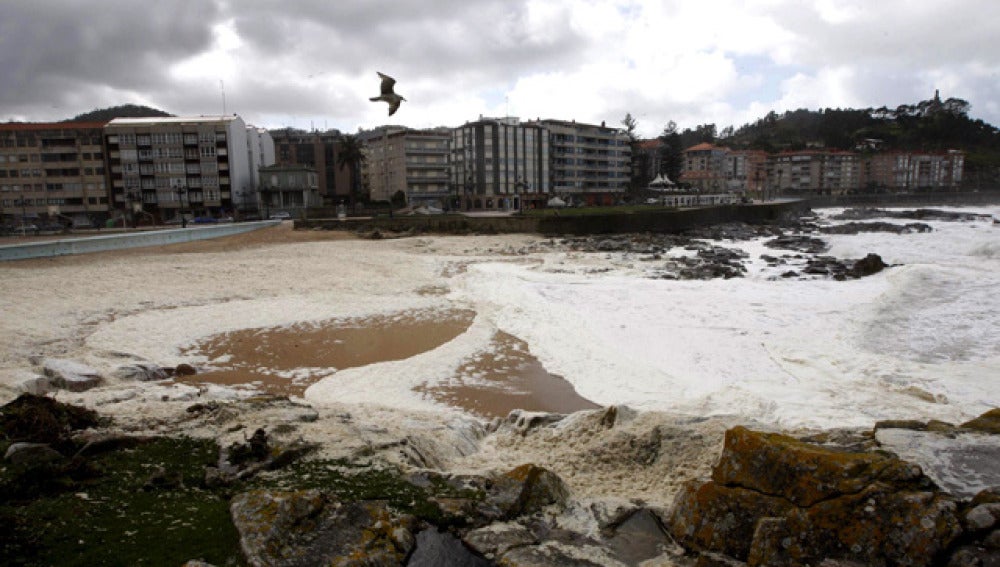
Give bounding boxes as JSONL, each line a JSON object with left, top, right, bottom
{"left": 193, "top": 216, "right": 218, "bottom": 224}
{"left": 269, "top": 211, "right": 291, "bottom": 220}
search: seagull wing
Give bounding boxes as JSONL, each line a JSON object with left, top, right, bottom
{"left": 377, "top": 72, "right": 396, "bottom": 95}
{"left": 388, "top": 98, "right": 401, "bottom": 116}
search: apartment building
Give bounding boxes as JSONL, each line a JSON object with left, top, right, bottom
{"left": 769, "top": 150, "right": 860, "bottom": 196}
{"left": 724, "top": 150, "right": 767, "bottom": 198}
{"left": 864, "top": 150, "right": 964, "bottom": 191}
{"left": 680, "top": 143, "right": 728, "bottom": 192}
{"left": 360, "top": 127, "right": 451, "bottom": 207}
{"left": 530, "top": 119, "right": 630, "bottom": 206}
{"left": 270, "top": 130, "right": 354, "bottom": 204}
{"left": 0, "top": 122, "right": 108, "bottom": 227}
{"left": 451, "top": 117, "right": 550, "bottom": 211}
{"left": 104, "top": 116, "right": 271, "bottom": 222}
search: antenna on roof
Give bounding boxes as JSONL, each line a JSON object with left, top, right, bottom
{"left": 220, "top": 80, "right": 226, "bottom": 116}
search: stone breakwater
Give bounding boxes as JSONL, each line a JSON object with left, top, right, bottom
{"left": 2, "top": 393, "right": 998, "bottom": 566}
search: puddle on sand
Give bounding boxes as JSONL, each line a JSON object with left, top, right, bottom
{"left": 416, "top": 331, "right": 600, "bottom": 419}
{"left": 178, "top": 309, "right": 476, "bottom": 396}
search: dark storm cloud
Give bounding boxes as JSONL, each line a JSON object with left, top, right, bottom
{"left": 0, "top": 0, "right": 220, "bottom": 118}
{"left": 229, "top": 0, "right": 589, "bottom": 83}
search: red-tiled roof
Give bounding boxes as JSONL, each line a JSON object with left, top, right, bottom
{"left": 684, "top": 142, "right": 727, "bottom": 152}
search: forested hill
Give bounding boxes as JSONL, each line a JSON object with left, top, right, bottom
{"left": 717, "top": 93, "right": 1000, "bottom": 170}
{"left": 67, "top": 104, "right": 173, "bottom": 122}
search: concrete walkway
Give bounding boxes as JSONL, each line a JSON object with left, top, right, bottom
{"left": 0, "top": 221, "right": 281, "bottom": 262}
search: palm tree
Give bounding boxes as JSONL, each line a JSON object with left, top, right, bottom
{"left": 336, "top": 134, "right": 366, "bottom": 205}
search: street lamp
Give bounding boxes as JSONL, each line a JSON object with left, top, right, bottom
{"left": 260, "top": 187, "right": 271, "bottom": 219}
{"left": 175, "top": 187, "right": 188, "bottom": 228}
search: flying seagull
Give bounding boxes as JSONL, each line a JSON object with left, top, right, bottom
{"left": 370, "top": 72, "right": 405, "bottom": 116}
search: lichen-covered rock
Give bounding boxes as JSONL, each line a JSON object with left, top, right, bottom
{"left": 229, "top": 489, "right": 416, "bottom": 567}
{"left": 747, "top": 483, "right": 962, "bottom": 567}
{"left": 962, "top": 408, "right": 1000, "bottom": 434}
{"left": 667, "top": 480, "right": 793, "bottom": 560}
{"left": 712, "top": 426, "right": 923, "bottom": 507}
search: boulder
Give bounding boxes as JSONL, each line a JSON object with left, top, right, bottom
{"left": 847, "top": 253, "right": 888, "bottom": 278}
{"left": 42, "top": 358, "right": 103, "bottom": 392}
{"left": 747, "top": 483, "right": 961, "bottom": 567}
{"left": 712, "top": 426, "right": 923, "bottom": 507}
{"left": 962, "top": 408, "right": 1000, "bottom": 434}
{"left": 0, "top": 393, "right": 103, "bottom": 444}
{"left": 174, "top": 363, "right": 198, "bottom": 376}
{"left": 113, "top": 363, "right": 168, "bottom": 382}
{"left": 408, "top": 529, "right": 491, "bottom": 566}
{"left": 484, "top": 464, "right": 570, "bottom": 521}
{"left": 603, "top": 507, "right": 675, "bottom": 565}
{"left": 667, "top": 480, "right": 793, "bottom": 560}
{"left": 3, "top": 442, "right": 64, "bottom": 467}
{"left": 668, "top": 426, "right": 965, "bottom": 566}
{"left": 229, "top": 489, "right": 416, "bottom": 567}
{"left": 463, "top": 523, "right": 537, "bottom": 559}
{"left": 15, "top": 373, "right": 53, "bottom": 395}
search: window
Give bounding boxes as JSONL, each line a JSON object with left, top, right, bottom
{"left": 200, "top": 146, "right": 216, "bottom": 158}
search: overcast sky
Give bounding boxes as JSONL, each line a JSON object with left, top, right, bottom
{"left": 2, "top": 0, "right": 998, "bottom": 138}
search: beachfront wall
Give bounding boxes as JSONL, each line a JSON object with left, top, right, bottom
{"left": 0, "top": 221, "right": 280, "bottom": 262}
{"left": 297, "top": 200, "right": 809, "bottom": 236}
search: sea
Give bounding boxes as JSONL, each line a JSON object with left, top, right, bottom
{"left": 420, "top": 204, "right": 1000, "bottom": 429}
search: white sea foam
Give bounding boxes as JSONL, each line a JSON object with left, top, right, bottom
{"left": 2, "top": 206, "right": 997, "bottom": 432}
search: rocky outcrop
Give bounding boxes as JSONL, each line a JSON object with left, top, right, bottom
{"left": 819, "top": 221, "right": 933, "bottom": 234}
{"left": 764, "top": 234, "right": 830, "bottom": 254}
{"left": 230, "top": 489, "right": 418, "bottom": 566}
{"left": 831, "top": 208, "right": 994, "bottom": 223}
{"left": 667, "top": 425, "right": 971, "bottom": 566}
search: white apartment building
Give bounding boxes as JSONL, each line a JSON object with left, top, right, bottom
{"left": 104, "top": 115, "right": 273, "bottom": 221}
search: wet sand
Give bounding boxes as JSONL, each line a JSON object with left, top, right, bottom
{"left": 179, "top": 308, "right": 598, "bottom": 418}
{"left": 417, "top": 330, "right": 601, "bottom": 418}
{"left": 179, "top": 309, "right": 476, "bottom": 395}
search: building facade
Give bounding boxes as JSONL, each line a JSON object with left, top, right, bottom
{"left": 863, "top": 150, "right": 964, "bottom": 192}
{"left": 270, "top": 130, "right": 355, "bottom": 205}
{"left": 360, "top": 127, "right": 451, "bottom": 207}
{"left": 104, "top": 116, "right": 267, "bottom": 222}
{"left": 680, "top": 143, "right": 729, "bottom": 192}
{"left": 258, "top": 164, "right": 320, "bottom": 217}
{"left": 451, "top": 117, "right": 550, "bottom": 211}
{"left": 0, "top": 122, "right": 108, "bottom": 227}
{"left": 724, "top": 150, "right": 767, "bottom": 198}
{"left": 530, "top": 119, "right": 630, "bottom": 206}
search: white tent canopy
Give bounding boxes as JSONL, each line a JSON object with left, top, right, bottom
{"left": 547, "top": 196, "right": 567, "bottom": 208}
{"left": 648, "top": 174, "right": 676, "bottom": 188}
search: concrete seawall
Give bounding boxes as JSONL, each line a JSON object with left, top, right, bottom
{"left": 296, "top": 200, "right": 810, "bottom": 236}
{"left": 0, "top": 221, "right": 281, "bottom": 262}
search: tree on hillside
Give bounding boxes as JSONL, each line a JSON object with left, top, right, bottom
{"left": 335, "top": 133, "right": 366, "bottom": 205}
{"left": 659, "top": 121, "right": 684, "bottom": 184}
{"left": 68, "top": 104, "right": 173, "bottom": 122}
